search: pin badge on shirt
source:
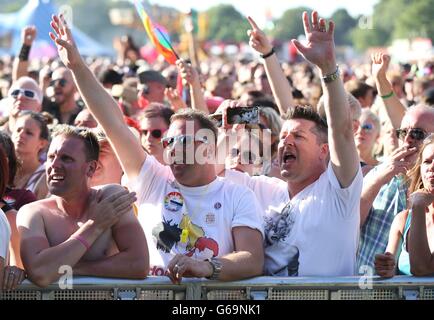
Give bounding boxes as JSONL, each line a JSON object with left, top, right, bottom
{"left": 164, "top": 192, "right": 184, "bottom": 212}
{"left": 214, "top": 202, "right": 221, "bottom": 210}
{"left": 205, "top": 212, "right": 216, "bottom": 225}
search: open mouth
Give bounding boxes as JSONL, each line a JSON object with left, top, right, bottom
{"left": 50, "top": 174, "right": 65, "bottom": 182}
{"left": 282, "top": 152, "right": 296, "bottom": 164}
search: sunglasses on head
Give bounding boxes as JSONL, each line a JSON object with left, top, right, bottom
{"left": 50, "top": 78, "right": 68, "bottom": 87}
{"left": 361, "top": 123, "right": 374, "bottom": 131}
{"left": 396, "top": 128, "right": 428, "bottom": 141}
{"left": 161, "top": 135, "right": 208, "bottom": 149}
{"left": 9, "top": 88, "right": 37, "bottom": 100}
{"left": 142, "top": 129, "right": 164, "bottom": 139}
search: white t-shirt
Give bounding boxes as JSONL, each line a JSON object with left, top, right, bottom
{"left": 0, "top": 208, "right": 11, "bottom": 260}
{"left": 225, "top": 163, "right": 363, "bottom": 277}
{"left": 125, "top": 156, "right": 264, "bottom": 276}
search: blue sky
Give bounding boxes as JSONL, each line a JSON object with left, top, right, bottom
{"left": 152, "top": 0, "right": 380, "bottom": 27}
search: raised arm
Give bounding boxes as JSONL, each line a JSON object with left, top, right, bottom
{"left": 372, "top": 53, "right": 406, "bottom": 129}
{"left": 176, "top": 59, "right": 208, "bottom": 114}
{"left": 12, "top": 26, "right": 36, "bottom": 82}
{"left": 49, "top": 15, "right": 145, "bottom": 180}
{"left": 408, "top": 191, "right": 434, "bottom": 276}
{"left": 247, "top": 16, "right": 294, "bottom": 115}
{"left": 292, "top": 11, "right": 358, "bottom": 187}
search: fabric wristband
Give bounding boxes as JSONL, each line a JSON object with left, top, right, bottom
{"left": 71, "top": 234, "right": 91, "bottom": 250}
{"left": 260, "top": 47, "right": 275, "bottom": 59}
{"left": 381, "top": 91, "right": 394, "bottom": 99}
{"left": 18, "top": 44, "right": 31, "bottom": 61}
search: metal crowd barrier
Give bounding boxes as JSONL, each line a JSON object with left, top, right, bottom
{"left": 1, "top": 276, "right": 433, "bottom": 300}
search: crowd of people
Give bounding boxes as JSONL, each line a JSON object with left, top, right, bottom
{"left": 0, "top": 10, "right": 433, "bottom": 290}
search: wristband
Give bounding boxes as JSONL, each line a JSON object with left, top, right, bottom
{"left": 18, "top": 44, "right": 31, "bottom": 61}
{"left": 260, "top": 48, "right": 275, "bottom": 59}
{"left": 71, "top": 234, "right": 91, "bottom": 250}
{"left": 381, "top": 91, "right": 394, "bottom": 99}
{"left": 321, "top": 65, "right": 340, "bottom": 84}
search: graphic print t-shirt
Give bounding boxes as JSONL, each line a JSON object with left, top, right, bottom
{"left": 126, "top": 156, "right": 264, "bottom": 276}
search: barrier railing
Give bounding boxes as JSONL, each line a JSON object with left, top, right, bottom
{"left": 1, "top": 276, "right": 433, "bottom": 300}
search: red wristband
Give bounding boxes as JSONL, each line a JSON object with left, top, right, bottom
{"left": 71, "top": 234, "right": 90, "bottom": 250}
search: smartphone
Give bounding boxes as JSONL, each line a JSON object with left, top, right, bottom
{"left": 227, "top": 107, "right": 259, "bottom": 125}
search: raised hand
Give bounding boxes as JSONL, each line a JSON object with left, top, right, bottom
{"left": 165, "top": 87, "right": 187, "bottom": 111}
{"left": 176, "top": 59, "right": 200, "bottom": 86}
{"left": 247, "top": 16, "right": 273, "bottom": 55}
{"left": 291, "top": 11, "right": 336, "bottom": 73}
{"left": 22, "top": 25, "right": 37, "bottom": 46}
{"left": 372, "top": 52, "right": 391, "bottom": 79}
{"left": 49, "top": 14, "right": 83, "bottom": 69}
{"left": 380, "top": 145, "right": 417, "bottom": 178}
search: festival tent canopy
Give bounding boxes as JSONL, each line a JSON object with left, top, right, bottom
{"left": 0, "top": 0, "right": 113, "bottom": 58}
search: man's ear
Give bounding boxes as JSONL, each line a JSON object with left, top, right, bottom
{"left": 87, "top": 160, "right": 98, "bottom": 178}
{"left": 319, "top": 143, "right": 329, "bottom": 161}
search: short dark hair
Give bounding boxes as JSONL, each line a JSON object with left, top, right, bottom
{"left": 52, "top": 125, "right": 99, "bottom": 162}
{"left": 171, "top": 109, "right": 218, "bottom": 144}
{"left": 141, "top": 103, "right": 174, "bottom": 127}
{"left": 0, "top": 131, "right": 18, "bottom": 185}
{"left": 345, "top": 80, "right": 374, "bottom": 99}
{"left": 283, "top": 105, "right": 328, "bottom": 144}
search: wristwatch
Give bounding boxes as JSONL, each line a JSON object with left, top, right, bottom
{"left": 321, "top": 65, "right": 340, "bottom": 84}
{"left": 206, "top": 257, "right": 222, "bottom": 280}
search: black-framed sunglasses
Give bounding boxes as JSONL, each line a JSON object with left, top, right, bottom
{"left": 142, "top": 129, "right": 164, "bottom": 139}
{"left": 50, "top": 78, "right": 68, "bottom": 87}
{"left": 161, "top": 135, "right": 208, "bottom": 149}
{"left": 395, "top": 128, "right": 428, "bottom": 141}
{"left": 9, "top": 88, "right": 37, "bottom": 100}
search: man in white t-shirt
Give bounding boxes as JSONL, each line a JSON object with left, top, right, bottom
{"left": 217, "top": 12, "right": 363, "bottom": 277}
{"left": 50, "top": 14, "right": 264, "bottom": 284}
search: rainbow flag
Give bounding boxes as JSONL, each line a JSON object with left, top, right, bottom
{"left": 134, "top": 0, "right": 178, "bottom": 65}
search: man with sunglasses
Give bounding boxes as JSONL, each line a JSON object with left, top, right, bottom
{"left": 1, "top": 76, "right": 42, "bottom": 135}
{"left": 358, "top": 104, "right": 434, "bottom": 271}
{"left": 49, "top": 14, "right": 264, "bottom": 284}
{"left": 43, "top": 67, "right": 83, "bottom": 125}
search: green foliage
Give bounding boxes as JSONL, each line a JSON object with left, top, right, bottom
{"left": 205, "top": 4, "right": 250, "bottom": 42}
{"left": 271, "top": 7, "right": 312, "bottom": 41}
{"left": 330, "top": 9, "right": 357, "bottom": 46}
{"left": 394, "top": 0, "right": 434, "bottom": 40}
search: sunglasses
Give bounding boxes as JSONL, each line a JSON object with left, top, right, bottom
{"left": 396, "top": 128, "right": 428, "bottom": 141}
{"left": 50, "top": 78, "right": 68, "bottom": 87}
{"left": 161, "top": 135, "right": 208, "bottom": 149}
{"left": 9, "top": 88, "right": 37, "bottom": 100}
{"left": 142, "top": 129, "right": 164, "bottom": 139}
{"left": 361, "top": 123, "right": 374, "bottom": 131}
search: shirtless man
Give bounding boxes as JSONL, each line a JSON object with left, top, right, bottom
{"left": 17, "top": 125, "right": 149, "bottom": 287}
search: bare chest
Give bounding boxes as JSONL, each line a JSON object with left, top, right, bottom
{"left": 43, "top": 211, "right": 118, "bottom": 260}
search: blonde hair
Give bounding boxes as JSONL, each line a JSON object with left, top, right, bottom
{"left": 407, "top": 134, "right": 434, "bottom": 195}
